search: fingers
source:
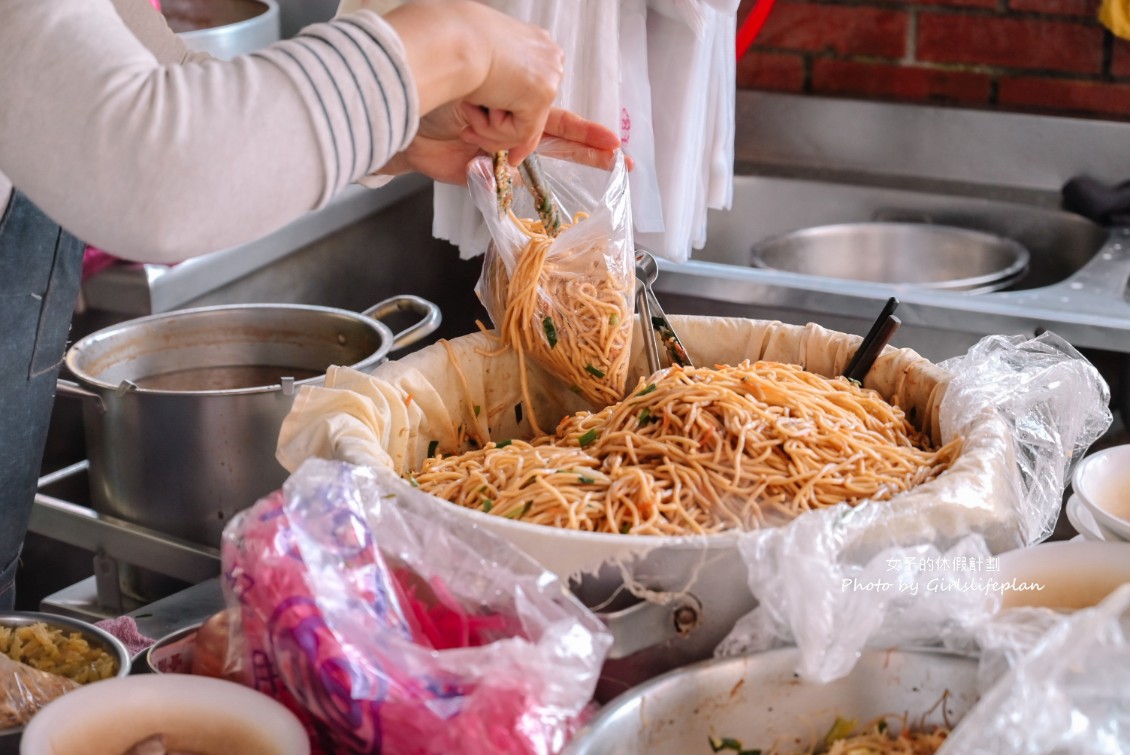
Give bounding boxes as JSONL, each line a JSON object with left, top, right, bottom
{"left": 458, "top": 103, "right": 548, "bottom": 164}
{"left": 542, "top": 108, "right": 622, "bottom": 152}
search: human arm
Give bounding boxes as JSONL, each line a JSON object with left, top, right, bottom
{"left": 0, "top": 0, "right": 577, "bottom": 264}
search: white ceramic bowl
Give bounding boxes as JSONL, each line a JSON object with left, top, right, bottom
{"left": 19, "top": 675, "right": 309, "bottom": 755}
{"left": 995, "top": 540, "right": 1130, "bottom": 611}
{"left": 1072, "top": 445, "right": 1130, "bottom": 542}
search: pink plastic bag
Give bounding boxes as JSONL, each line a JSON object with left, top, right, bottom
{"left": 220, "top": 458, "right": 611, "bottom": 754}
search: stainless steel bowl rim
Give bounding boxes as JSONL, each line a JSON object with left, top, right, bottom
{"left": 750, "top": 222, "right": 1031, "bottom": 292}
{"left": 0, "top": 611, "right": 132, "bottom": 739}
{"left": 64, "top": 302, "right": 395, "bottom": 397}
{"left": 177, "top": 0, "right": 279, "bottom": 39}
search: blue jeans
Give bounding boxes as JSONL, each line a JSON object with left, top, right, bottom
{"left": 0, "top": 189, "right": 84, "bottom": 610}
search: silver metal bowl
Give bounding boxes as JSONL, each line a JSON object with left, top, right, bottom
{"left": 750, "top": 222, "right": 1031, "bottom": 293}
{"left": 564, "top": 647, "right": 980, "bottom": 755}
{"left": 0, "top": 612, "right": 131, "bottom": 753}
{"left": 162, "top": 0, "right": 281, "bottom": 59}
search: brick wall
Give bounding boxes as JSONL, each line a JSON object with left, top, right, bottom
{"left": 736, "top": 0, "right": 1130, "bottom": 121}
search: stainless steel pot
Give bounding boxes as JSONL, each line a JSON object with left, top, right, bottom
{"left": 750, "top": 222, "right": 1031, "bottom": 293}
{"left": 565, "top": 647, "right": 980, "bottom": 755}
{"left": 56, "top": 296, "right": 439, "bottom": 598}
{"left": 163, "top": 0, "right": 281, "bottom": 59}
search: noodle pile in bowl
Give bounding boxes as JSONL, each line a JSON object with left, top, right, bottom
{"left": 411, "top": 360, "right": 962, "bottom": 535}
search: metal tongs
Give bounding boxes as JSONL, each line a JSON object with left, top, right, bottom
{"left": 635, "top": 249, "right": 693, "bottom": 375}
{"left": 494, "top": 150, "right": 563, "bottom": 237}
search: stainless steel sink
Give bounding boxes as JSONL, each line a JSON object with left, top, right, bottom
{"left": 653, "top": 174, "right": 1130, "bottom": 361}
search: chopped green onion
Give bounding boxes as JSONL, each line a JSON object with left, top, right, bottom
{"left": 542, "top": 316, "right": 558, "bottom": 348}
{"left": 495, "top": 439, "right": 512, "bottom": 449}
{"left": 584, "top": 364, "right": 606, "bottom": 378}
{"left": 569, "top": 385, "right": 583, "bottom": 395}
{"left": 505, "top": 501, "right": 533, "bottom": 519}
{"left": 481, "top": 498, "right": 493, "bottom": 512}
{"left": 478, "top": 485, "right": 489, "bottom": 493}
{"left": 705, "top": 736, "right": 760, "bottom": 755}
{"left": 823, "top": 716, "right": 858, "bottom": 746}
{"left": 637, "top": 383, "right": 657, "bottom": 396}
{"left": 620, "top": 523, "right": 631, "bottom": 534}
{"left": 578, "top": 429, "right": 599, "bottom": 448}
{"left": 578, "top": 475, "right": 595, "bottom": 484}
{"left": 474, "top": 404, "right": 481, "bottom": 416}
{"left": 609, "top": 313, "right": 620, "bottom": 326}
{"left": 638, "top": 408, "right": 651, "bottom": 425}
{"left": 408, "top": 477, "right": 419, "bottom": 488}
{"left": 427, "top": 440, "right": 439, "bottom": 457}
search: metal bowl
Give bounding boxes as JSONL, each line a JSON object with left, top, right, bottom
{"left": 750, "top": 222, "right": 1031, "bottom": 293}
{"left": 0, "top": 612, "right": 131, "bottom": 754}
{"left": 564, "top": 647, "right": 980, "bottom": 755}
{"left": 162, "top": 0, "right": 281, "bottom": 59}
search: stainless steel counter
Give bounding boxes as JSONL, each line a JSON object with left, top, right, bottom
{"left": 81, "top": 175, "right": 430, "bottom": 316}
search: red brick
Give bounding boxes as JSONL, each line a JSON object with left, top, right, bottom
{"left": 998, "top": 76, "right": 1130, "bottom": 118}
{"left": 917, "top": 13, "right": 1103, "bottom": 73}
{"left": 755, "top": 2, "right": 909, "bottom": 59}
{"left": 904, "top": 0, "right": 999, "bottom": 9}
{"left": 1112, "top": 36, "right": 1130, "bottom": 78}
{"left": 1007, "top": 0, "right": 1095, "bottom": 16}
{"left": 812, "top": 60, "right": 992, "bottom": 103}
{"left": 738, "top": 51, "right": 807, "bottom": 92}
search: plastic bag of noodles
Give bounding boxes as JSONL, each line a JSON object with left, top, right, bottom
{"left": 469, "top": 141, "right": 634, "bottom": 415}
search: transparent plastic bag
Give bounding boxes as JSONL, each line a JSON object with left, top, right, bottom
{"left": 0, "top": 654, "right": 78, "bottom": 729}
{"left": 940, "top": 584, "right": 1130, "bottom": 754}
{"left": 717, "top": 331, "right": 1113, "bottom": 682}
{"left": 220, "top": 458, "right": 612, "bottom": 755}
{"left": 470, "top": 142, "right": 634, "bottom": 409}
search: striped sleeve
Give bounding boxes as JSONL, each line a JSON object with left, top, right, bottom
{"left": 253, "top": 10, "right": 419, "bottom": 205}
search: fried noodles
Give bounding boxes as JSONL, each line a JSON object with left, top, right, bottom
{"left": 480, "top": 211, "right": 633, "bottom": 432}
{"left": 411, "top": 361, "right": 961, "bottom": 535}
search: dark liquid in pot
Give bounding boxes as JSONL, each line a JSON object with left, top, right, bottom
{"left": 131, "top": 365, "right": 324, "bottom": 391}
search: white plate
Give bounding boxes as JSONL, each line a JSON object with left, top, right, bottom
{"left": 1066, "top": 494, "right": 1126, "bottom": 542}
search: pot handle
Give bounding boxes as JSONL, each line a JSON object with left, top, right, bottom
{"left": 596, "top": 592, "right": 703, "bottom": 660}
{"left": 56, "top": 378, "right": 106, "bottom": 414}
{"left": 361, "top": 295, "right": 442, "bottom": 352}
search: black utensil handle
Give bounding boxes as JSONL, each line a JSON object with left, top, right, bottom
{"left": 843, "top": 296, "right": 900, "bottom": 381}
{"left": 845, "top": 315, "right": 902, "bottom": 383}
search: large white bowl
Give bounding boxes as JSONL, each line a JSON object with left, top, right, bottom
{"left": 1072, "top": 445, "right": 1130, "bottom": 542}
{"left": 19, "top": 674, "right": 309, "bottom": 755}
{"left": 995, "top": 540, "right": 1130, "bottom": 611}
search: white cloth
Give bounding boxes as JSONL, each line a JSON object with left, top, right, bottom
{"left": 432, "top": 0, "right": 737, "bottom": 263}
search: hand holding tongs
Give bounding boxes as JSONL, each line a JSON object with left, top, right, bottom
{"left": 635, "top": 249, "right": 693, "bottom": 375}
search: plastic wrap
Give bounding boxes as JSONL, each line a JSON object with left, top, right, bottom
{"left": 469, "top": 141, "right": 633, "bottom": 407}
{"left": 220, "top": 458, "right": 611, "bottom": 755}
{"left": 717, "top": 331, "right": 1112, "bottom": 682}
{"left": 0, "top": 654, "right": 78, "bottom": 729}
{"left": 939, "top": 584, "right": 1130, "bottom": 754}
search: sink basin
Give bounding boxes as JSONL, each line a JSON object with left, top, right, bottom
{"left": 651, "top": 174, "right": 1130, "bottom": 358}
{"left": 692, "top": 175, "right": 1107, "bottom": 291}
